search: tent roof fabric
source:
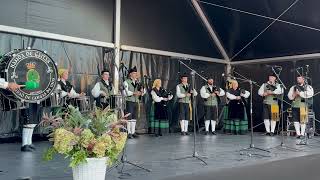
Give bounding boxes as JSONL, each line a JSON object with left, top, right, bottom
{"left": 199, "top": 0, "right": 320, "bottom": 61}
{"left": 120, "top": 0, "right": 320, "bottom": 63}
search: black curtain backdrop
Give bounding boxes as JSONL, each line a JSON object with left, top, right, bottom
{"left": 233, "top": 60, "right": 320, "bottom": 132}
{"left": 117, "top": 51, "right": 226, "bottom": 133}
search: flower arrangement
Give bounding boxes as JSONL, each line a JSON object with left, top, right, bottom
{"left": 41, "top": 106, "right": 128, "bottom": 167}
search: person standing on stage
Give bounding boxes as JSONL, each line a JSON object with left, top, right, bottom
{"left": 288, "top": 74, "right": 314, "bottom": 138}
{"left": 56, "top": 68, "right": 85, "bottom": 106}
{"left": 258, "top": 73, "right": 283, "bottom": 136}
{"left": 123, "top": 66, "right": 146, "bottom": 139}
{"left": 200, "top": 77, "right": 225, "bottom": 135}
{"left": 0, "top": 79, "right": 34, "bottom": 152}
{"left": 150, "top": 79, "right": 173, "bottom": 136}
{"left": 91, "top": 69, "right": 114, "bottom": 109}
{"left": 176, "top": 73, "right": 198, "bottom": 136}
{"left": 224, "top": 80, "right": 250, "bottom": 135}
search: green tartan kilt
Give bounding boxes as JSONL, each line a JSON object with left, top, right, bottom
{"left": 223, "top": 105, "right": 248, "bottom": 135}
{"left": 149, "top": 103, "right": 169, "bottom": 134}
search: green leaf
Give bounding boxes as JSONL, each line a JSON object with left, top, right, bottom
{"left": 43, "top": 147, "right": 56, "bottom": 161}
{"left": 69, "top": 149, "right": 88, "bottom": 167}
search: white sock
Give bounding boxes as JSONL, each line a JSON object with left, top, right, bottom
{"left": 270, "top": 121, "right": 276, "bottom": 133}
{"left": 26, "top": 124, "right": 36, "bottom": 145}
{"left": 127, "top": 121, "right": 132, "bottom": 134}
{"left": 205, "top": 120, "right": 210, "bottom": 132}
{"left": 180, "top": 120, "right": 185, "bottom": 132}
{"left": 264, "top": 119, "right": 270, "bottom": 133}
{"left": 131, "top": 120, "right": 136, "bottom": 134}
{"left": 294, "top": 122, "right": 301, "bottom": 136}
{"left": 27, "top": 128, "right": 34, "bottom": 145}
{"left": 211, "top": 120, "right": 216, "bottom": 132}
{"left": 22, "top": 128, "right": 29, "bottom": 147}
{"left": 301, "top": 123, "right": 306, "bottom": 136}
{"left": 184, "top": 120, "right": 189, "bottom": 132}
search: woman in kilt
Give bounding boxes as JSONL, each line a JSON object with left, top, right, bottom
{"left": 223, "top": 80, "right": 250, "bottom": 135}
{"left": 149, "top": 79, "right": 173, "bottom": 136}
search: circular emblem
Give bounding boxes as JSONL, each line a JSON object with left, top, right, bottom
{"left": 5, "top": 49, "right": 58, "bottom": 103}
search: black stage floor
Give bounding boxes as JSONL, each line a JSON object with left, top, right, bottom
{"left": 1, "top": 133, "right": 320, "bottom": 180}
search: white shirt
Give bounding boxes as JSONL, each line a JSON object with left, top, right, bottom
{"left": 226, "top": 89, "right": 250, "bottom": 100}
{"left": 258, "top": 82, "right": 283, "bottom": 96}
{"left": 151, "top": 89, "right": 173, "bottom": 102}
{"left": 56, "top": 79, "right": 80, "bottom": 98}
{"left": 91, "top": 80, "right": 113, "bottom": 98}
{"left": 288, "top": 84, "right": 314, "bottom": 100}
{"left": 123, "top": 79, "right": 146, "bottom": 97}
{"left": 0, "top": 78, "right": 8, "bottom": 89}
{"left": 200, "top": 85, "right": 225, "bottom": 99}
{"left": 176, "top": 84, "right": 198, "bottom": 98}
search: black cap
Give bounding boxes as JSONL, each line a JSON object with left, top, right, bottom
{"left": 206, "top": 75, "right": 213, "bottom": 80}
{"left": 101, "top": 69, "right": 110, "bottom": 75}
{"left": 296, "top": 73, "right": 304, "bottom": 78}
{"left": 180, "top": 73, "right": 188, "bottom": 79}
{"left": 268, "top": 72, "right": 277, "bottom": 78}
{"left": 128, "top": 66, "right": 137, "bottom": 74}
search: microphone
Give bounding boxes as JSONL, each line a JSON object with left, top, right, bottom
{"left": 222, "top": 73, "right": 236, "bottom": 80}
{"left": 222, "top": 73, "right": 232, "bottom": 77}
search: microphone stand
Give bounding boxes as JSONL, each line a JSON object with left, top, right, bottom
{"left": 229, "top": 74, "right": 270, "bottom": 157}
{"left": 174, "top": 60, "right": 207, "bottom": 165}
{"left": 267, "top": 67, "right": 300, "bottom": 152}
{"left": 106, "top": 63, "right": 151, "bottom": 176}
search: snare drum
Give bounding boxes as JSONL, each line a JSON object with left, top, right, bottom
{"left": 0, "top": 49, "right": 58, "bottom": 110}
{"left": 71, "top": 96, "right": 91, "bottom": 112}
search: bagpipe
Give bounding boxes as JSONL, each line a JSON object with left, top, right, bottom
{"left": 265, "top": 83, "right": 277, "bottom": 91}
{"left": 233, "top": 88, "right": 247, "bottom": 106}
{"left": 294, "top": 84, "right": 306, "bottom": 92}
{"left": 205, "top": 85, "right": 221, "bottom": 104}
{"left": 159, "top": 88, "right": 172, "bottom": 106}
{"left": 293, "top": 84, "right": 313, "bottom": 107}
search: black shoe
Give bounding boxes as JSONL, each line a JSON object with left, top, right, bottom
{"left": 185, "top": 132, "right": 189, "bottom": 135}
{"left": 212, "top": 131, "right": 217, "bottom": 135}
{"left": 29, "top": 144, "right": 36, "bottom": 150}
{"left": 21, "top": 145, "right": 33, "bottom": 152}
{"left": 159, "top": 133, "right": 163, "bottom": 136}
{"left": 181, "top": 132, "right": 184, "bottom": 135}
{"left": 270, "top": 132, "right": 274, "bottom": 136}
{"left": 182, "top": 132, "right": 186, "bottom": 136}
{"left": 266, "top": 132, "right": 270, "bottom": 136}
{"left": 132, "top": 133, "right": 139, "bottom": 138}
{"left": 204, "top": 131, "right": 209, "bottom": 135}
{"left": 128, "top": 134, "right": 133, "bottom": 139}
{"left": 296, "top": 135, "right": 301, "bottom": 139}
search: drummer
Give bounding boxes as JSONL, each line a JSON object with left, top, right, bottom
{"left": 91, "top": 69, "right": 114, "bottom": 109}
{"left": 56, "top": 68, "right": 85, "bottom": 107}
